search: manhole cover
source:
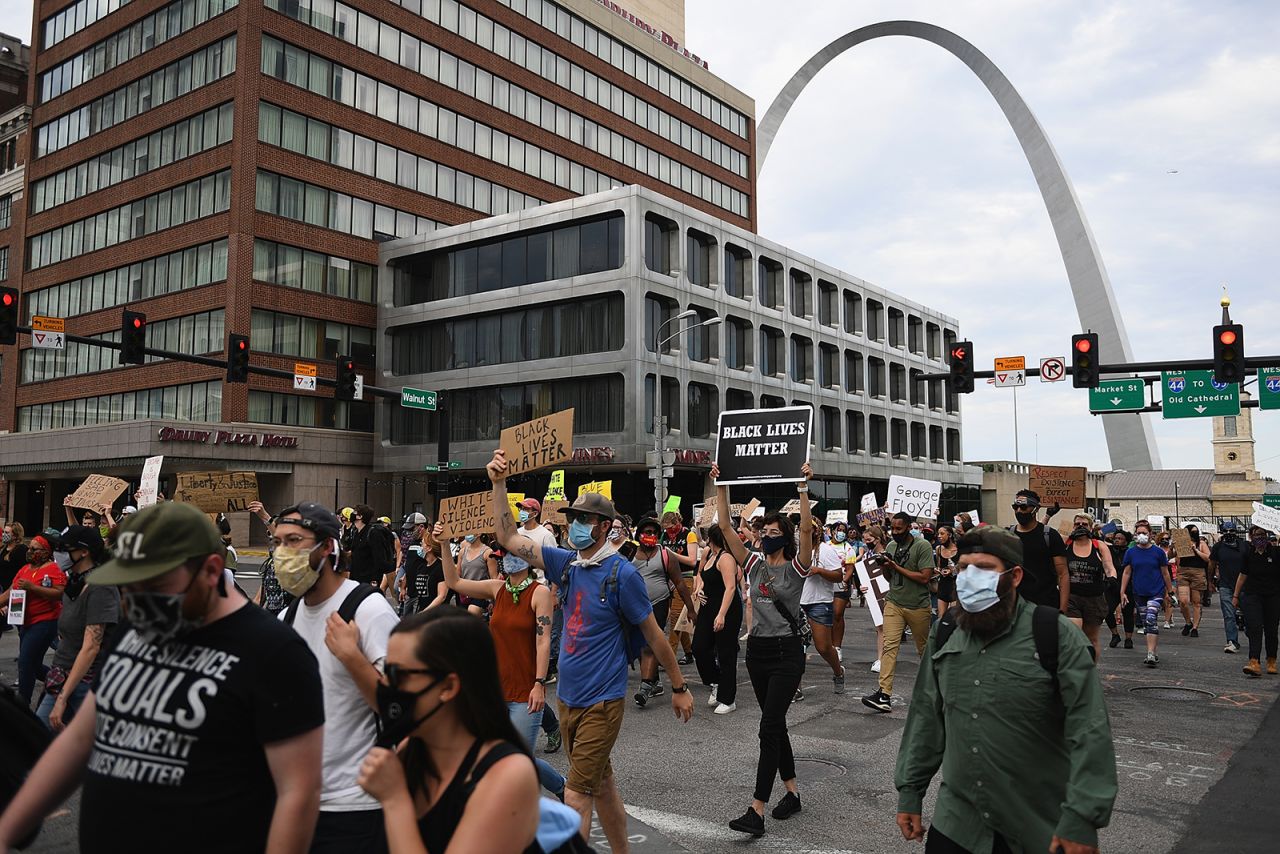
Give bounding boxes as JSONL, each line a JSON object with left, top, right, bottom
{"left": 793, "top": 758, "right": 847, "bottom": 781}
{"left": 1127, "top": 686, "right": 1216, "bottom": 701}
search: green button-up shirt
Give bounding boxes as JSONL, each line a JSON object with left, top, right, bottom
{"left": 895, "top": 599, "right": 1117, "bottom": 852}
{"left": 886, "top": 535, "right": 934, "bottom": 610}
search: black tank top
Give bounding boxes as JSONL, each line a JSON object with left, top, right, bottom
{"left": 700, "top": 550, "right": 741, "bottom": 612}
{"left": 1066, "top": 541, "right": 1106, "bottom": 597}
{"left": 417, "top": 739, "right": 539, "bottom": 854}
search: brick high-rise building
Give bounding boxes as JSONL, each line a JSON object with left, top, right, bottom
{"left": 0, "top": 0, "right": 755, "bottom": 535}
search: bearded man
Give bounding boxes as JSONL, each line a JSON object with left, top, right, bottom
{"left": 893, "top": 527, "right": 1117, "bottom": 854}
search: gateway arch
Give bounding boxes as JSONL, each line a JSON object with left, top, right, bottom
{"left": 757, "top": 20, "right": 1160, "bottom": 471}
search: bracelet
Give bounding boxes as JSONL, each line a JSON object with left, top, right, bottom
{"left": 796, "top": 486, "right": 809, "bottom": 493}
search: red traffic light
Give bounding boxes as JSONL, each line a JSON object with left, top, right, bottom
{"left": 132, "top": 317, "right": 143, "bottom": 329}
{"left": 951, "top": 346, "right": 966, "bottom": 359}
{"left": 1219, "top": 329, "right": 1237, "bottom": 346}
{"left": 1, "top": 293, "right": 11, "bottom": 306}
{"left": 238, "top": 340, "right": 247, "bottom": 350}
{"left": 1075, "top": 338, "right": 1092, "bottom": 353}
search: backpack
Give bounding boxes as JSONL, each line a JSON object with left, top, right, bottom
{"left": 283, "top": 583, "right": 380, "bottom": 627}
{"left": 557, "top": 553, "right": 646, "bottom": 667}
{"left": 933, "top": 604, "right": 1066, "bottom": 694}
{"left": 1006, "top": 523, "right": 1059, "bottom": 551}
{"left": 0, "top": 685, "right": 53, "bottom": 849}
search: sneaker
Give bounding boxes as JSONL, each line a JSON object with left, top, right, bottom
{"left": 544, "top": 672, "right": 557, "bottom": 685}
{"left": 871, "top": 659, "right": 881, "bottom": 673}
{"left": 1109, "top": 634, "right": 1122, "bottom": 649}
{"left": 861, "top": 691, "right": 892, "bottom": 713}
{"left": 634, "top": 680, "right": 655, "bottom": 707}
{"left": 679, "top": 653, "right": 694, "bottom": 666}
{"left": 1231, "top": 641, "right": 1242, "bottom": 652}
{"left": 728, "top": 807, "right": 765, "bottom": 837}
{"left": 1136, "top": 627, "right": 1145, "bottom": 635}
{"left": 836, "top": 647, "right": 843, "bottom": 662}
{"left": 1224, "top": 642, "right": 1238, "bottom": 654}
{"left": 707, "top": 684, "right": 719, "bottom": 707}
{"left": 1124, "top": 638, "right": 1134, "bottom": 649}
{"left": 714, "top": 702, "right": 737, "bottom": 715}
{"left": 833, "top": 667, "right": 846, "bottom": 694}
{"left": 1190, "top": 628, "right": 1199, "bottom": 638}
{"left": 1144, "top": 652, "right": 1158, "bottom": 667}
{"left": 793, "top": 689, "right": 805, "bottom": 703}
{"left": 1181, "top": 624, "right": 1192, "bottom": 636}
{"left": 543, "top": 731, "right": 562, "bottom": 754}
{"left": 771, "top": 792, "right": 802, "bottom": 820}
{"left": 1163, "top": 621, "right": 1174, "bottom": 629}
{"left": 649, "top": 682, "right": 664, "bottom": 697}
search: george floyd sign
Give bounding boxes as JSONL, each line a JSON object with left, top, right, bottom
{"left": 714, "top": 406, "right": 813, "bottom": 486}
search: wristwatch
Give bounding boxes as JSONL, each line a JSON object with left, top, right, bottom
{"left": 796, "top": 485, "right": 809, "bottom": 493}
{"left": 671, "top": 683, "right": 690, "bottom": 694}
{"left": 534, "top": 677, "right": 548, "bottom": 685}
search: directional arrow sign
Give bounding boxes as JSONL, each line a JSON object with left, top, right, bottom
{"left": 1161, "top": 370, "right": 1239, "bottom": 419}
{"left": 993, "top": 356, "right": 1026, "bottom": 387}
{"left": 1039, "top": 356, "right": 1066, "bottom": 383}
{"left": 1260, "top": 368, "right": 1280, "bottom": 411}
{"left": 1089, "top": 379, "right": 1145, "bottom": 413}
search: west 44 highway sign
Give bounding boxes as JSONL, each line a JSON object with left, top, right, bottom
{"left": 1161, "top": 370, "right": 1239, "bottom": 419}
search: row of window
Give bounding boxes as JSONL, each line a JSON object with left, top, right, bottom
{"left": 261, "top": 38, "right": 623, "bottom": 212}
{"left": 17, "top": 380, "right": 222, "bottom": 433}
{"left": 389, "top": 374, "right": 625, "bottom": 445}
{"left": 22, "top": 309, "right": 225, "bottom": 384}
{"left": 274, "top": 0, "right": 747, "bottom": 178}
{"left": 248, "top": 390, "right": 372, "bottom": 432}
{"left": 28, "top": 170, "right": 230, "bottom": 270}
{"left": 252, "top": 238, "right": 375, "bottom": 303}
{"left": 39, "top": 0, "right": 237, "bottom": 103}
{"left": 255, "top": 169, "right": 440, "bottom": 241}
{"left": 1, "top": 140, "right": 18, "bottom": 175}
{"left": 0, "top": 247, "right": 8, "bottom": 282}
{"left": 249, "top": 308, "right": 374, "bottom": 365}
{"left": 260, "top": 27, "right": 747, "bottom": 218}
{"left": 391, "top": 292, "right": 623, "bottom": 374}
{"left": 36, "top": 35, "right": 237, "bottom": 158}
{"left": 31, "top": 102, "right": 233, "bottom": 214}
{"left": 392, "top": 212, "right": 624, "bottom": 304}
{"left": 24, "top": 239, "right": 228, "bottom": 322}
{"left": 41, "top": 0, "right": 133, "bottom": 49}
{"left": 488, "top": 0, "right": 750, "bottom": 137}
{"left": 0, "top": 194, "right": 9, "bottom": 229}
{"left": 258, "top": 101, "right": 544, "bottom": 219}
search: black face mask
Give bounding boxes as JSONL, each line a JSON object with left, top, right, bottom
{"left": 1189, "top": 531, "right": 1200, "bottom": 542}
{"left": 65, "top": 571, "right": 87, "bottom": 601}
{"left": 375, "top": 675, "right": 448, "bottom": 748}
{"left": 1071, "top": 526, "right": 1090, "bottom": 540}
{"left": 1014, "top": 510, "right": 1038, "bottom": 525}
{"left": 1224, "top": 531, "right": 1238, "bottom": 542}
{"left": 760, "top": 535, "right": 788, "bottom": 555}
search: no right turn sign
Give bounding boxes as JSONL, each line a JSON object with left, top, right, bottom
{"left": 1040, "top": 356, "right": 1066, "bottom": 383}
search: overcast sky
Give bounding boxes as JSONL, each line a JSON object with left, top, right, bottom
{"left": 3, "top": 1, "right": 1277, "bottom": 478}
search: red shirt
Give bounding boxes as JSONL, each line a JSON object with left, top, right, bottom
{"left": 12, "top": 561, "right": 66, "bottom": 625}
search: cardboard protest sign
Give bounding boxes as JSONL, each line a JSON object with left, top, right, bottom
{"left": 1029, "top": 465, "right": 1087, "bottom": 509}
{"left": 137, "top": 456, "right": 164, "bottom": 508}
{"left": 507, "top": 493, "right": 525, "bottom": 522}
{"left": 577, "top": 480, "right": 612, "bottom": 500}
{"left": 438, "top": 490, "right": 497, "bottom": 538}
{"left": 714, "top": 406, "right": 813, "bottom": 486}
{"left": 742, "top": 499, "right": 762, "bottom": 521}
{"left": 779, "top": 498, "right": 818, "bottom": 515}
{"left": 860, "top": 492, "right": 879, "bottom": 512}
{"left": 546, "top": 470, "right": 566, "bottom": 501}
{"left": 7, "top": 590, "right": 26, "bottom": 626}
{"left": 698, "top": 497, "right": 718, "bottom": 528}
{"left": 1170, "top": 527, "right": 1196, "bottom": 559}
{"left": 500, "top": 409, "right": 573, "bottom": 477}
{"left": 173, "top": 471, "right": 259, "bottom": 513}
{"left": 66, "top": 475, "right": 130, "bottom": 511}
{"left": 886, "top": 476, "right": 941, "bottom": 519}
{"left": 966, "top": 509, "right": 980, "bottom": 526}
{"left": 854, "top": 560, "right": 890, "bottom": 627}
{"left": 1252, "top": 502, "right": 1280, "bottom": 533}
{"left": 857, "top": 508, "right": 888, "bottom": 528}
{"left": 543, "top": 500, "right": 570, "bottom": 526}
{"left": 826, "top": 510, "right": 849, "bottom": 524}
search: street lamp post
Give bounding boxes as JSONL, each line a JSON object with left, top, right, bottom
{"left": 652, "top": 310, "right": 722, "bottom": 516}
{"left": 1174, "top": 481, "right": 1180, "bottom": 528}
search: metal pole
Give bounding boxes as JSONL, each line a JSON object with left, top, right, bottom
{"left": 1012, "top": 385, "right": 1020, "bottom": 463}
{"left": 1174, "top": 481, "right": 1180, "bottom": 527}
{"left": 437, "top": 394, "right": 451, "bottom": 516}
{"left": 334, "top": 478, "right": 339, "bottom": 509}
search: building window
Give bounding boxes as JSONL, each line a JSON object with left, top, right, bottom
{"left": 1224, "top": 416, "right": 1237, "bottom": 437}
{"left": 844, "top": 350, "right": 863, "bottom": 394}
{"left": 908, "top": 315, "right": 924, "bottom": 354}
{"left": 909, "top": 368, "right": 923, "bottom": 406}
{"left": 930, "top": 425, "right": 945, "bottom": 461}
{"left": 844, "top": 290, "right": 862, "bottom": 335}
{"left": 846, "top": 411, "right": 865, "bottom": 453}
{"left": 0, "top": 247, "right": 7, "bottom": 281}
{"left": 686, "top": 306, "right": 718, "bottom": 362}
{"left": 819, "top": 344, "right": 839, "bottom": 390}
{"left": 821, "top": 406, "right": 841, "bottom": 451}
{"left": 726, "top": 388, "right": 753, "bottom": 410}
{"left": 644, "top": 213, "right": 676, "bottom": 274}
{"left": 789, "top": 269, "right": 811, "bottom": 318}
{"left": 790, "top": 335, "right": 813, "bottom": 383}
{"left": 868, "top": 357, "right": 886, "bottom": 398}
{"left": 725, "top": 316, "right": 751, "bottom": 370}
{"left": 866, "top": 299, "right": 884, "bottom": 341}
{"left": 888, "top": 308, "right": 905, "bottom": 348}
{"left": 927, "top": 322, "right": 941, "bottom": 360}
{"left": 892, "top": 418, "right": 908, "bottom": 458}
{"left": 758, "top": 256, "right": 781, "bottom": 309}
{"left": 911, "top": 422, "right": 927, "bottom": 459}
{"left": 760, "top": 394, "right": 786, "bottom": 409}
{"left": 0, "top": 194, "right": 10, "bottom": 229}
{"left": 928, "top": 378, "right": 943, "bottom": 410}
{"left": 947, "top": 428, "right": 961, "bottom": 462}
{"left": 686, "top": 228, "right": 714, "bottom": 286}
{"left": 724, "top": 243, "right": 750, "bottom": 299}
{"left": 688, "top": 382, "right": 719, "bottom": 438}
{"left": 890, "top": 363, "right": 907, "bottom": 403}
{"left": 17, "top": 380, "right": 222, "bottom": 432}
{"left": 644, "top": 374, "right": 680, "bottom": 434}
{"left": 870, "top": 415, "right": 887, "bottom": 455}
{"left": 254, "top": 239, "right": 374, "bottom": 302}
{"left": 248, "top": 391, "right": 372, "bottom": 431}
{"left": 760, "top": 326, "right": 783, "bottom": 376}
{"left": 818, "top": 280, "right": 837, "bottom": 326}
{"left": 645, "top": 293, "right": 678, "bottom": 354}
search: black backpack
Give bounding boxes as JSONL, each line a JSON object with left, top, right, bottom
{"left": 283, "top": 583, "right": 380, "bottom": 626}
{"left": 0, "top": 685, "right": 53, "bottom": 849}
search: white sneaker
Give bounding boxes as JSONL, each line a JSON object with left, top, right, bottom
{"left": 714, "top": 702, "right": 736, "bottom": 715}
{"left": 871, "top": 659, "right": 881, "bottom": 673}
{"left": 707, "top": 684, "right": 719, "bottom": 707}
{"left": 836, "top": 648, "right": 843, "bottom": 662}
{"left": 1162, "top": 622, "right": 1174, "bottom": 629}
{"left": 1224, "top": 642, "right": 1238, "bottom": 654}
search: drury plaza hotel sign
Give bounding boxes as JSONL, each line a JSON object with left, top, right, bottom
{"left": 158, "top": 427, "right": 300, "bottom": 449}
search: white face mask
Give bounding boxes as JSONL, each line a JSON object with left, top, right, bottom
{"left": 955, "top": 566, "right": 1011, "bottom": 613}
{"left": 1135, "top": 534, "right": 1150, "bottom": 545}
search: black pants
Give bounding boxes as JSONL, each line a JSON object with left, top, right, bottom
{"left": 1106, "top": 598, "right": 1135, "bottom": 634}
{"left": 1241, "top": 592, "right": 1280, "bottom": 660}
{"left": 926, "top": 825, "right": 1013, "bottom": 854}
{"left": 744, "top": 635, "right": 805, "bottom": 803}
{"left": 692, "top": 595, "right": 742, "bottom": 705}
{"left": 310, "top": 808, "right": 387, "bottom": 854}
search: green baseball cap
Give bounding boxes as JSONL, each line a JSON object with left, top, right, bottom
{"left": 89, "top": 501, "right": 226, "bottom": 586}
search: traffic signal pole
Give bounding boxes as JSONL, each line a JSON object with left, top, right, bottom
{"left": 917, "top": 356, "right": 1280, "bottom": 383}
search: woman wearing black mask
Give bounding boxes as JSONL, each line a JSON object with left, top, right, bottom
{"left": 356, "top": 608, "right": 545, "bottom": 853}
{"left": 711, "top": 462, "right": 814, "bottom": 837}
{"left": 1176, "top": 524, "right": 1211, "bottom": 638}
{"left": 1234, "top": 526, "right": 1280, "bottom": 678}
{"left": 1064, "top": 515, "right": 1116, "bottom": 659}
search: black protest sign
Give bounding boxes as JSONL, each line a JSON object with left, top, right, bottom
{"left": 714, "top": 406, "right": 813, "bottom": 486}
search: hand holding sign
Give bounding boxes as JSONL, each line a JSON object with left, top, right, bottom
{"left": 499, "top": 409, "right": 573, "bottom": 477}
{"left": 714, "top": 406, "right": 813, "bottom": 486}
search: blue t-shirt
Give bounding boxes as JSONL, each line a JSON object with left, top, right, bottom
{"left": 542, "top": 545, "right": 653, "bottom": 708}
{"left": 1123, "top": 545, "right": 1169, "bottom": 598}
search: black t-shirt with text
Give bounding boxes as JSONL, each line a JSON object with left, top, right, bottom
{"left": 80, "top": 604, "right": 324, "bottom": 854}
{"left": 1241, "top": 545, "right": 1280, "bottom": 598}
{"left": 1015, "top": 523, "right": 1067, "bottom": 607}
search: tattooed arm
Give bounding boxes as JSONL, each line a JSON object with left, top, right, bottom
{"left": 529, "top": 584, "right": 555, "bottom": 714}
{"left": 487, "top": 449, "right": 548, "bottom": 572}
{"left": 49, "top": 622, "right": 108, "bottom": 732}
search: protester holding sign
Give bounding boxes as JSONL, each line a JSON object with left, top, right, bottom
{"left": 633, "top": 517, "right": 699, "bottom": 709}
{"left": 0, "top": 536, "right": 66, "bottom": 704}
{"left": 862, "top": 513, "right": 935, "bottom": 714}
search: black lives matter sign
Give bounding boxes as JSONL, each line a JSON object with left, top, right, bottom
{"left": 714, "top": 406, "right": 812, "bottom": 486}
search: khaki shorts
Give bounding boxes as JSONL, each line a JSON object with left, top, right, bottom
{"left": 1067, "top": 593, "right": 1111, "bottom": 626}
{"left": 559, "top": 699, "right": 625, "bottom": 795}
{"left": 1178, "top": 567, "right": 1207, "bottom": 593}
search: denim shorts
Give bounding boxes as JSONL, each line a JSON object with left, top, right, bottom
{"left": 802, "top": 601, "right": 834, "bottom": 627}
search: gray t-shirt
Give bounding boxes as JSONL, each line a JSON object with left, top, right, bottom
{"left": 632, "top": 548, "right": 672, "bottom": 604}
{"left": 746, "top": 552, "right": 810, "bottom": 638}
{"left": 51, "top": 582, "right": 121, "bottom": 672}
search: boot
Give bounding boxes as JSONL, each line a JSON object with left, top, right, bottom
{"left": 1268, "top": 658, "right": 1278, "bottom": 675}
{"left": 1243, "top": 658, "right": 1262, "bottom": 677}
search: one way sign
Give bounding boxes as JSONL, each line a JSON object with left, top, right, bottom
{"left": 994, "top": 356, "right": 1026, "bottom": 387}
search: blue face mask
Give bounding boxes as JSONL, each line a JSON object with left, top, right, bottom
{"left": 568, "top": 519, "right": 598, "bottom": 550}
{"left": 518, "top": 510, "right": 531, "bottom": 524}
{"left": 834, "top": 531, "right": 847, "bottom": 543}
{"left": 910, "top": 529, "right": 923, "bottom": 539}
{"left": 464, "top": 535, "right": 476, "bottom": 543}
{"left": 955, "top": 566, "right": 1010, "bottom": 613}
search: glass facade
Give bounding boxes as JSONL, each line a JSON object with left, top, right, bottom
{"left": 248, "top": 391, "right": 373, "bottom": 432}
{"left": 255, "top": 169, "right": 440, "bottom": 240}
{"left": 42, "top": 0, "right": 134, "bottom": 49}
{"left": 252, "top": 239, "right": 375, "bottom": 303}
{"left": 22, "top": 309, "right": 224, "bottom": 383}
{"left": 250, "top": 309, "right": 374, "bottom": 365}
{"left": 18, "top": 381, "right": 222, "bottom": 432}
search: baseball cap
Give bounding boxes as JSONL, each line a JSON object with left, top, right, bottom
{"left": 89, "top": 502, "right": 226, "bottom": 586}
{"left": 61, "top": 525, "right": 104, "bottom": 555}
{"left": 41, "top": 528, "right": 63, "bottom": 551}
{"left": 1221, "top": 520, "right": 1238, "bottom": 532}
{"left": 402, "top": 512, "right": 427, "bottom": 530}
{"left": 340, "top": 507, "right": 355, "bottom": 520}
{"left": 275, "top": 502, "right": 344, "bottom": 541}
{"left": 121, "top": 506, "right": 138, "bottom": 516}
{"left": 957, "top": 526, "right": 1024, "bottom": 570}
{"left": 563, "top": 492, "right": 616, "bottom": 522}
{"left": 378, "top": 516, "right": 392, "bottom": 525}
{"left": 519, "top": 497, "right": 542, "bottom": 513}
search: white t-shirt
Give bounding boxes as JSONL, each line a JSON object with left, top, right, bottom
{"left": 281, "top": 579, "right": 400, "bottom": 811}
{"left": 518, "top": 524, "right": 557, "bottom": 580}
{"left": 801, "top": 543, "right": 843, "bottom": 605}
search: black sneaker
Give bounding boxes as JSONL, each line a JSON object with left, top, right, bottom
{"left": 543, "top": 731, "right": 561, "bottom": 754}
{"left": 1124, "top": 638, "right": 1134, "bottom": 649}
{"left": 862, "top": 691, "right": 892, "bottom": 713}
{"left": 634, "top": 680, "right": 656, "bottom": 708}
{"left": 1109, "top": 634, "right": 1122, "bottom": 648}
{"left": 649, "top": 682, "right": 664, "bottom": 697}
{"left": 679, "top": 653, "right": 694, "bottom": 666}
{"left": 1181, "top": 624, "right": 1192, "bottom": 636}
{"left": 792, "top": 689, "right": 805, "bottom": 703}
{"left": 771, "top": 792, "right": 802, "bottom": 820}
{"left": 729, "top": 808, "right": 765, "bottom": 837}
{"left": 1190, "top": 628, "right": 1199, "bottom": 638}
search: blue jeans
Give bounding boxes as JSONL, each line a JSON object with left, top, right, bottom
{"left": 1220, "top": 591, "right": 1241, "bottom": 646}
{"left": 17, "top": 620, "right": 58, "bottom": 705}
{"left": 36, "top": 681, "right": 91, "bottom": 729}
{"left": 507, "top": 701, "right": 565, "bottom": 796}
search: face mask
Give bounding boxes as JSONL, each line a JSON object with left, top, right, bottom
{"left": 274, "top": 541, "right": 326, "bottom": 597}
{"left": 910, "top": 529, "right": 923, "bottom": 539}
{"left": 1224, "top": 531, "right": 1237, "bottom": 541}
{"left": 1135, "top": 534, "right": 1150, "bottom": 545}
{"left": 665, "top": 526, "right": 681, "bottom": 539}
{"left": 1014, "top": 510, "right": 1038, "bottom": 524}
{"left": 1, "top": 533, "right": 10, "bottom": 544}
{"left": 375, "top": 677, "right": 447, "bottom": 748}
{"left": 464, "top": 535, "right": 476, "bottom": 543}
{"left": 518, "top": 510, "right": 531, "bottom": 524}
{"left": 1252, "top": 536, "right": 1269, "bottom": 549}
{"left": 1189, "top": 531, "right": 1199, "bottom": 542}
{"left": 410, "top": 545, "right": 425, "bottom": 557}
{"left": 125, "top": 571, "right": 206, "bottom": 645}
{"left": 65, "top": 570, "right": 88, "bottom": 601}
{"left": 568, "top": 519, "right": 598, "bottom": 550}
{"left": 609, "top": 528, "right": 624, "bottom": 542}
{"left": 955, "top": 566, "right": 1010, "bottom": 613}
{"left": 639, "top": 533, "right": 659, "bottom": 548}
{"left": 760, "top": 534, "right": 788, "bottom": 555}
{"left": 1071, "top": 526, "right": 1090, "bottom": 540}
{"left": 834, "top": 531, "right": 846, "bottom": 543}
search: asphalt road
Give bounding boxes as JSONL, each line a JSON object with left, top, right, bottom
{"left": 4, "top": 585, "right": 1277, "bottom": 853}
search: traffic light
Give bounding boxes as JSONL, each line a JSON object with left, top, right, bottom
{"left": 0, "top": 287, "right": 16, "bottom": 345}
{"left": 227, "top": 333, "right": 250, "bottom": 383}
{"left": 1071, "top": 332, "right": 1099, "bottom": 388}
{"left": 1213, "top": 323, "right": 1244, "bottom": 384}
{"left": 949, "top": 340, "right": 974, "bottom": 393}
{"left": 335, "top": 355, "right": 357, "bottom": 401}
{"left": 120, "top": 310, "right": 147, "bottom": 364}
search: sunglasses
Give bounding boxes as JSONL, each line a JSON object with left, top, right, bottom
{"left": 384, "top": 664, "right": 444, "bottom": 689}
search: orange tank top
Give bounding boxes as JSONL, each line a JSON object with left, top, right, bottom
{"left": 490, "top": 581, "right": 540, "bottom": 703}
